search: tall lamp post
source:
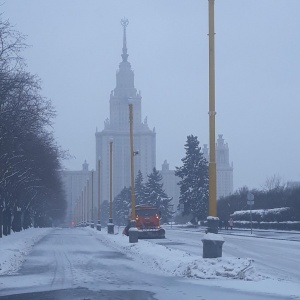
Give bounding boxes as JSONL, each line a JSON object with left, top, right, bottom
{"left": 107, "top": 138, "right": 114, "bottom": 234}
{"left": 207, "top": 0, "right": 218, "bottom": 232}
{"left": 202, "top": 0, "right": 225, "bottom": 259}
{"left": 84, "top": 184, "right": 87, "bottom": 226}
{"left": 77, "top": 198, "right": 80, "bottom": 227}
{"left": 97, "top": 158, "right": 101, "bottom": 231}
{"left": 81, "top": 190, "right": 84, "bottom": 226}
{"left": 128, "top": 99, "right": 138, "bottom": 243}
{"left": 86, "top": 180, "right": 90, "bottom": 226}
{"left": 247, "top": 193, "right": 255, "bottom": 234}
{"left": 91, "top": 170, "right": 94, "bottom": 228}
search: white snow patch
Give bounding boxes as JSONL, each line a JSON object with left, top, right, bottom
{"left": 0, "top": 228, "right": 53, "bottom": 275}
{"left": 202, "top": 232, "right": 225, "bottom": 242}
{"left": 88, "top": 228, "right": 257, "bottom": 281}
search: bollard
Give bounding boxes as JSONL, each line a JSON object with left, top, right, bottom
{"left": 202, "top": 233, "right": 224, "bottom": 258}
{"left": 129, "top": 227, "right": 138, "bottom": 243}
{"left": 96, "top": 221, "right": 101, "bottom": 231}
{"left": 107, "top": 218, "right": 114, "bottom": 234}
{"left": 207, "top": 216, "right": 219, "bottom": 234}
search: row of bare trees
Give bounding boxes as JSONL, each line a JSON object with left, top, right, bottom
{"left": 0, "top": 17, "right": 67, "bottom": 236}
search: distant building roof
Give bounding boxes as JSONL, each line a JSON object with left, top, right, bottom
{"left": 287, "top": 181, "right": 300, "bottom": 189}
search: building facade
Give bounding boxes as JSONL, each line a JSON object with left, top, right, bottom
{"left": 286, "top": 181, "right": 300, "bottom": 189}
{"left": 60, "top": 160, "right": 92, "bottom": 225}
{"left": 159, "top": 160, "right": 180, "bottom": 209}
{"left": 203, "top": 134, "right": 233, "bottom": 199}
{"left": 95, "top": 19, "right": 156, "bottom": 202}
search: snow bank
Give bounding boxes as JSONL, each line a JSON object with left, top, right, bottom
{"left": 202, "top": 232, "right": 225, "bottom": 241}
{"left": 0, "top": 228, "right": 53, "bottom": 275}
{"left": 233, "top": 207, "right": 290, "bottom": 216}
{"left": 88, "top": 228, "right": 258, "bottom": 281}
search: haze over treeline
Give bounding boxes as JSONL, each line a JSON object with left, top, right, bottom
{"left": 2, "top": 0, "right": 300, "bottom": 191}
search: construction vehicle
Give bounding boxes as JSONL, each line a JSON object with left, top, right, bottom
{"left": 123, "top": 204, "right": 165, "bottom": 239}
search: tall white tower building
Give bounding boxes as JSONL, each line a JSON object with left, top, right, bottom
{"left": 95, "top": 19, "right": 156, "bottom": 202}
{"left": 203, "top": 134, "right": 233, "bottom": 199}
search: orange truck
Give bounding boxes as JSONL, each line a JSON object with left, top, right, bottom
{"left": 123, "top": 204, "right": 165, "bottom": 239}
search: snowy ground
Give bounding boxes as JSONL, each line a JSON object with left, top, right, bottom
{"left": 0, "top": 228, "right": 52, "bottom": 276}
{"left": 94, "top": 229, "right": 256, "bottom": 280}
{"left": 0, "top": 227, "right": 299, "bottom": 299}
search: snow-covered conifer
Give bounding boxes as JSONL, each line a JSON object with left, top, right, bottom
{"left": 175, "top": 135, "right": 208, "bottom": 222}
{"left": 144, "top": 168, "right": 173, "bottom": 223}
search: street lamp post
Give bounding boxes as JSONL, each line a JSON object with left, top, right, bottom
{"left": 77, "top": 198, "right": 80, "bottom": 227}
{"left": 107, "top": 138, "right": 114, "bottom": 234}
{"left": 128, "top": 99, "right": 138, "bottom": 243}
{"left": 91, "top": 170, "right": 94, "bottom": 228}
{"left": 84, "top": 185, "right": 88, "bottom": 226}
{"left": 206, "top": 0, "right": 220, "bottom": 235}
{"left": 86, "top": 180, "right": 90, "bottom": 227}
{"left": 97, "top": 158, "right": 101, "bottom": 231}
{"left": 82, "top": 189, "right": 84, "bottom": 226}
{"left": 247, "top": 193, "right": 255, "bottom": 234}
{"left": 74, "top": 199, "right": 78, "bottom": 226}
{"left": 202, "top": 0, "right": 225, "bottom": 258}
{"left": 208, "top": 0, "right": 217, "bottom": 222}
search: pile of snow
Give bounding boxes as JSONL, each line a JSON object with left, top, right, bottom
{"left": 0, "top": 228, "right": 52, "bottom": 275}
{"left": 88, "top": 228, "right": 259, "bottom": 281}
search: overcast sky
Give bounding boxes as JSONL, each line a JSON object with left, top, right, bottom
{"left": 2, "top": 0, "right": 300, "bottom": 190}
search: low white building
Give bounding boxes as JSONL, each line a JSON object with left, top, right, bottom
{"left": 160, "top": 160, "right": 180, "bottom": 209}
{"left": 60, "top": 161, "right": 92, "bottom": 225}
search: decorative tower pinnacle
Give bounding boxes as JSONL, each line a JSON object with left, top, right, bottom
{"left": 121, "top": 18, "right": 129, "bottom": 62}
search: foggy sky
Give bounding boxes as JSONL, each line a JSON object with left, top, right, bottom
{"left": 3, "top": 0, "right": 300, "bottom": 190}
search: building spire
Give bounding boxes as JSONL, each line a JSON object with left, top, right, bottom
{"left": 120, "top": 18, "right": 129, "bottom": 62}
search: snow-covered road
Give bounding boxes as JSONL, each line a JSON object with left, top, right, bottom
{"left": 0, "top": 227, "right": 299, "bottom": 300}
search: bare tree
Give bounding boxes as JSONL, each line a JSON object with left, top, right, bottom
{"left": 0, "top": 17, "right": 26, "bottom": 72}
{"left": 0, "top": 17, "right": 67, "bottom": 234}
{"left": 261, "top": 174, "right": 285, "bottom": 192}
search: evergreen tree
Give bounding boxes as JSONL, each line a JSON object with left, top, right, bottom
{"left": 113, "top": 187, "right": 131, "bottom": 225}
{"left": 135, "top": 170, "right": 147, "bottom": 205}
{"left": 175, "top": 135, "right": 209, "bottom": 222}
{"left": 144, "top": 168, "right": 173, "bottom": 223}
